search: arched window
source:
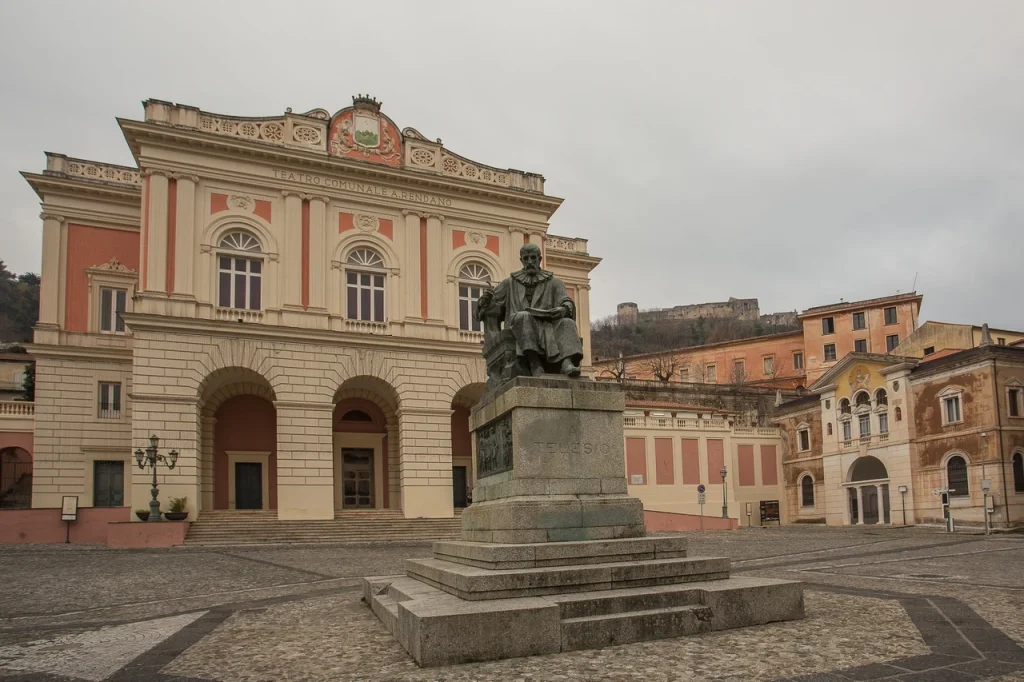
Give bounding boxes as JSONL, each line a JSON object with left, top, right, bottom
{"left": 341, "top": 410, "right": 373, "bottom": 422}
{"left": 218, "top": 231, "right": 263, "bottom": 310}
{"left": 875, "top": 388, "right": 888, "bottom": 406}
{"left": 457, "top": 262, "right": 491, "bottom": 332}
{"left": 839, "top": 398, "right": 851, "bottom": 415}
{"left": 346, "top": 248, "right": 386, "bottom": 322}
{"left": 946, "top": 455, "right": 969, "bottom": 497}
{"left": 1013, "top": 452, "right": 1024, "bottom": 493}
{"left": 855, "top": 391, "right": 871, "bottom": 408}
{"left": 801, "top": 475, "right": 815, "bottom": 507}
{"left": 894, "top": 406, "right": 902, "bottom": 422}
{"left": 827, "top": 422, "right": 833, "bottom": 436}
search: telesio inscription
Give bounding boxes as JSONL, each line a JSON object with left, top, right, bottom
{"left": 476, "top": 414, "right": 513, "bottom": 478}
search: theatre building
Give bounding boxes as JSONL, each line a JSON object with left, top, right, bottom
{"left": 18, "top": 96, "right": 598, "bottom": 527}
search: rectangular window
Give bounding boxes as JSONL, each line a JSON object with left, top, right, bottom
{"left": 1009, "top": 388, "right": 1022, "bottom": 418}
{"left": 886, "top": 334, "right": 900, "bottom": 352}
{"left": 793, "top": 352, "right": 804, "bottom": 370}
{"left": 824, "top": 343, "right": 837, "bottom": 362}
{"left": 733, "top": 360, "right": 745, "bottom": 381}
{"left": 822, "top": 317, "right": 835, "bottom": 335}
{"left": 854, "top": 339, "right": 867, "bottom": 353}
{"left": 458, "top": 284, "right": 485, "bottom": 332}
{"left": 884, "top": 306, "right": 898, "bottom": 325}
{"left": 346, "top": 271, "right": 386, "bottom": 322}
{"left": 798, "top": 429, "right": 810, "bottom": 452}
{"left": 852, "top": 312, "right": 866, "bottom": 330}
{"left": 879, "top": 412, "right": 889, "bottom": 434}
{"left": 706, "top": 364, "right": 717, "bottom": 383}
{"left": 924, "top": 346, "right": 935, "bottom": 356}
{"left": 98, "top": 382, "right": 122, "bottom": 419}
{"left": 99, "top": 287, "right": 127, "bottom": 333}
{"left": 943, "top": 396, "right": 962, "bottom": 424}
{"left": 218, "top": 257, "right": 262, "bottom": 311}
{"left": 842, "top": 420, "right": 852, "bottom": 442}
{"left": 93, "top": 461, "right": 124, "bottom": 507}
{"left": 678, "top": 367, "right": 689, "bottom": 382}
{"left": 858, "top": 413, "right": 871, "bottom": 438}
{"left": 763, "top": 356, "right": 774, "bottom": 375}
{"left": 997, "top": 337, "right": 1006, "bottom": 346}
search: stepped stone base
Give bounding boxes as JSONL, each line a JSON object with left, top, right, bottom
{"left": 363, "top": 537, "right": 804, "bottom": 667}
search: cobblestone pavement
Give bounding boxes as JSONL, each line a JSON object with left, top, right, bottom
{"left": 0, "top": 526, "right": 1021, "bottom": 681}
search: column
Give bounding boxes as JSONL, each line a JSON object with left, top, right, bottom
{"left": 402, "top": 210, "right": 423, "bottom": 321}
{"left": 508, "top": 227, "right": 526, "bottom": 272}
{"left": 142, "top": 170, "right": 170, "bottom": 294}
{"left": 308, "top": 195, "right": 328, "bottom": 310}
{"left": 397, "top": 406, "right": 454, "bottom": 518}
{"left": 578, "top": 284, "right": 593, "bottom": 368}
{"left": 425, "top": 214, "right": 445, "bottom": 322}
{"left": 172, "top": 174, "right": 197, "bottom": 297}
{"left": 856, "top": 486, "right": 865, "bottom": 525}
{"left": 875, "top": 484, "right": 884, "bottom": 524}
{"left": 275, "top": 400, "right": 335, "bottom": 520}
{"left": 37, "top": 213, "right": 65, "bottom": 329}
{"left": 528, "top": 230, "right": 544, "bottom": 247}
{"left": 281, "top": 191, "right": 303, "bottom": 307}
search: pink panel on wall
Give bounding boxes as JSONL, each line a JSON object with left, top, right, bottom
{"left": 486, "top": 235, "right": 500, "bottom": 256}
{"left": 625, "top": 437, "right": 647, "bottom": 485}
{"left": 680, "top": 438, "right": 700, "bottom": 485}
{"left": 339, "top": 213, "right": 355, "bottom": 233}
{"left": 654, "top": 438, "right": 673, "bottom": 484}
{"left": 706, "top": 439, "right": 724, "bottom": 481}
{"left": 452, "top": 230, "right": 466, "bottom": 250}
{"left": 210, "top": 193, "right": 229, "bottom": 214}
{"left": 378, "top": 218, "right": 393, "bottom": 240}
{"left": 738, "top": 444, "right": 755, "bottom": 487}
{"left": 64, "top": 224, "right": 140, "bottom": 332}
{"left": 253, "top": 200, "right": 272, "bottom": 223}
{"left": 761, "top": 445, "right": 778, "bottom": 485}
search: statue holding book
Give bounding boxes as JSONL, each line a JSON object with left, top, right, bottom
{"left": 477, "top": 243, "right": 584, "bottom": 387}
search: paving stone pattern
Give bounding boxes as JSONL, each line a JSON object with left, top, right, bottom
{"left": 0, "top": 527, "right": 1020, "bottom": 681}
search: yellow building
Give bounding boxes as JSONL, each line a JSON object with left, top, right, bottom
{"left": 19, "top": 95, "right": 598, "bottom": 528}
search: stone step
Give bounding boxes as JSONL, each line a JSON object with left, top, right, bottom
{"left": 553, "top": 584, "right": 704, "bottom": 619}
{"left": 560, "top": 603, "right": 714, "bottom": 651}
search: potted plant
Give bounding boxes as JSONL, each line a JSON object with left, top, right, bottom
{"left": 135, "top": 508, "right": 150, "bottom": 522}
{"left": 164, "top": 497, "right": 189, "bottom": 521}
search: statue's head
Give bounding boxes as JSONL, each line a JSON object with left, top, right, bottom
{"left": 519, "top": 243, "right": 542, "bottom": 274}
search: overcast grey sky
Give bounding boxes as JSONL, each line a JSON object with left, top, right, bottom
{"left": 1, "top": 1, "right": 1022, "bottom": 328}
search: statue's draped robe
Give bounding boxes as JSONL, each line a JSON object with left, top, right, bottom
{"left": 485, "top": 269, "right": 584, "bottom": 366}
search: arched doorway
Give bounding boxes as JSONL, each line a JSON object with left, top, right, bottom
{"left": 451, "top": 383, "right": 486, "bottom": 508}
{"left": 198, "top": 368, "right": 278, "bottom": 512}
{"left": 846, "top": 455, "right": 890, "bottom": 525}
{"left": 0, "top": 447, "right": 32, "bottom": 509}
{"left": 333, "top": 376, "right": 399, "bottom": 511}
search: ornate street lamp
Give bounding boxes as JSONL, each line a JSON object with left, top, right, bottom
{"left": 135, "top": 434, "right": 178, "bottom": 522}
{"left": 721, "top": 465, "right": 728, "bottom": 519}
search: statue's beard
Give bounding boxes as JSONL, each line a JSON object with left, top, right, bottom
{"left": 523, "top": 264, "right": 540, "bottom": 276}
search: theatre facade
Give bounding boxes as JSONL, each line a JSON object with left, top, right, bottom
{"left": 22, "top": 96, "right": 598, "bottom": 521}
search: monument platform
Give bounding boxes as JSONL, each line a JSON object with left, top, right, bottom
{"left": 363, "top": 377, "right": 804, "bottom": 667}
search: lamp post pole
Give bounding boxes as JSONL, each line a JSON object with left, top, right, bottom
{"left": 135, "top": 434, "right": 178, "bottom": 522}
{"left": 721, "top": 466, "right": 728, "bottom": 519}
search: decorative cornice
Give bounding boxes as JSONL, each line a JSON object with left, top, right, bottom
{"left": 141, "top": 168, "right": 173, "bottom": 178}
{"left": 85, "top": 257, "right": 138, "bottom": 276}
{"left": 308, "top": 194, "right": 331, "bottom": 204}
{"left": 401, "top": 209, "right": 426, "bottom": 218}
{"left": 171, "top": 173, "right": 200, "bottom": 183}
{"left": 39, "top": 212, "right": 66, "bottom": 224}
{"left": 281, "top": 189, "right": 305, "bottom": 199}
{"left": 427, "top": 214, "right": 445, "bottom": 223}
{"left": 274, "top": 400, "right": 333, "bottom": 411}
{"left": 130, "top": 393, "right": 199, "bottom": 405}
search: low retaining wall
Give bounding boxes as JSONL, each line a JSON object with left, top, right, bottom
{"left": 644, "top": 509, "right": 739, "bottom": 532}
{"left": 0, "top": 507, "right": 130, "bottom": 544}
{"left": 106, "top": 521, "right": 190, "bottom": 548}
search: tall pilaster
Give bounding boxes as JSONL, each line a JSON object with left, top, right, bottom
{"left": 141, "top": 170, "right": 170, "bottom": 294}
{"left": 37, "top": 212, "right": 65, "bottom": 331}
{"left": 282, "top": 191, "right": 304, "bottom": 307}
{"left": 508, "top": 227, "right": 527, "bottom": 272}
{"left": 308, "top": 195, "right": 328, "bottom": 310}
{"left": 578, "top": 284, "right": 593, "bottom": 368}
{"left": 426, "top": 214, "right": 445, "bottom": 322}
{"left": 402, "top": 210, "right": 423, "bottom": 321}
{"left": 172, "top": 174, "right": 198, "bottom": 297}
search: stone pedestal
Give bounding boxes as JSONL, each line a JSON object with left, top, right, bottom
{"left": 461, "top": 377, "right": 645, "bottom": 543}
{"left": 363, "top": 377, "right": 804, "bottom": 667}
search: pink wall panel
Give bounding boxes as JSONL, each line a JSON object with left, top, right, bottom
{"left": 761, "top": 445, "right": 778, "bottom": 485}
{"left": 738, "top": 444, "right": 755, "bottom": 487}
{"left": 654, "top": 438, "right": 673, "bottom": 485}
{"left": 706, "top": 439, "right": 724, "bottom": 481}
{"left": 680, "top": 438, "right": 700, "bottom": 485}
{"left": 625, "top": 437, "right": 647, "bottom": 485}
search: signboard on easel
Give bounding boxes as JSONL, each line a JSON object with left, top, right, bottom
{"left": 61, "top": 496, "right": 78, "bottom": 544}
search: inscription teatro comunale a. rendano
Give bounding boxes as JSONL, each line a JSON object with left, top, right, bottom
{"left": 272, "top": 169, "right": 454, "bottom": 207}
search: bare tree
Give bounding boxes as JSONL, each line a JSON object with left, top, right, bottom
{"left": 731, "top": 361, "right": 747, "bottom": 384}
{"left": 644, "top": 351, "right": 683, "bottom": 383}
{"left": 598, "top": 351, "right": 628, "bottom": 381}
{"left": 761, "top": 355, "right": 784, "bottom": 382}
{"left": 690, "top": 358, "right": 711, "bottom": 383}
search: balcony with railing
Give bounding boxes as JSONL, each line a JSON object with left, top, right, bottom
{"left": 215, "top": 308, "right": 264, "bottom": 324}
{"left": 621, "top": 414, "right": 776, "bottom": 437}
{"left": 0, "top": 401, "right": 34, "bottom": 434}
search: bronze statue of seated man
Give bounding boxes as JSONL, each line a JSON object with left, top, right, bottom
{"left": 478, "top": 243, "right": 584, "bottom": 379}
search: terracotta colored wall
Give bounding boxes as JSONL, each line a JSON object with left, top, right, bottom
{"left": 0, "top": 507, "right": 128, "bottom": 544}
{"left": 451, "top": 406, "right": 472, "bottom": 459}
{"left": 654, "top": 438, "right": 673, "bottom": 484}
{"left": 214, "top": 395, "right": 277, "bottom": 509}
{"left": 707, "top": 438, "right": 724, "bottom": 477}
{"left": 64, "top": 225, "right": 140, "bottom": 332}
{"left": 680, "top": 438, "right": 700, "bottom": 484}
{"left": 911, "top": 364, "right": 995, "bottom": 469}
{"left": 0, "top": 432, "right": 33, "bottom": 455}
{"left": 644, "top": 509, "right": 738, "bottom": 531}
{"left": 761, "top": 445, "right": 778, "bottom": 485}
{"left": 625, "top": 437, "right": 647, "bottom": 484}
{"left": 737, "top": 444, "right": 756, "bottom": 486}
{"left": 107, "top": 520, "right": 189, "bottom": 548}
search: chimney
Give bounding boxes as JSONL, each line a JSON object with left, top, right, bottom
{"left": 979, "top": 323, "right": 993, "bottom": 347}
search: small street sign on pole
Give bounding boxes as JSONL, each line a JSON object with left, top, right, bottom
{"left": 697, "top": 485, "right": 706, "bottom": 530}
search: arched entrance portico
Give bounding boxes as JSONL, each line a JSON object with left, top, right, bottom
{"left": 198, "top": 368, "right": 278, "bottom": 512}
{"left": 845, "top": 456, "right": 891, "bottom": 525}
{"left": 333, "top": 376, "right": 400, "bottom": 511}
{"left": 451, "top": 383, "right": 486, "bottom": 508}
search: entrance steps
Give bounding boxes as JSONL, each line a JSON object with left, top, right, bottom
{"left": 183, "top": 509, "right": 463, "bottom": 546}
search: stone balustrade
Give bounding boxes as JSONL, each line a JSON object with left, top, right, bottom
{"left": 0, "top": 401, "right": 34, "bottom": 417}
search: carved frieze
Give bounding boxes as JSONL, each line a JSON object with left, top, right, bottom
{"left": 476, "top": 414, "right": 513, "bottom": 479}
